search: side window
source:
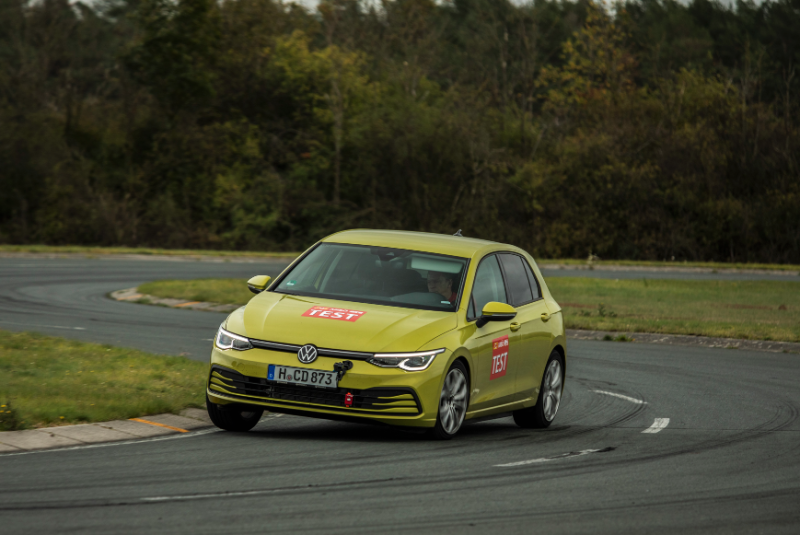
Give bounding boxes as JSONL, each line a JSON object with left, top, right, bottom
{"left": 522, "top": 258, "right": 542, "bottom": 300}
{"left": 498, "top": 254, "right": 534, "bottom": 306}
{"left": 469, "top": 255, "right": 508, "bottom": 319}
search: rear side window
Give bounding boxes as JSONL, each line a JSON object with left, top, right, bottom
{"left": 498, "top": 254, "right": 534, "bottom": 306}
{"left": 523, "top": 258, "right": 542, "bottom": 300}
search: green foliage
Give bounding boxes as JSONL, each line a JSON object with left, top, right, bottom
{"left": 124, "top": 0, "right": 221, "bottom": 112}
{"left": 0, "top": 400, "right": 23, "bottom": 431}
{"left": 0, "top": 0, "right": 798, "bottom": 261}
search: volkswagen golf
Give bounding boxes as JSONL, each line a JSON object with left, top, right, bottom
{"left": 206, "top": 229, "right": 566, "bottom": 439}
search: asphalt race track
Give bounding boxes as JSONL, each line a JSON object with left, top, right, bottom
{"left": 0, "top": 256, "right": 293, "bottom": 358}
{"left": 1, "top": 257, "right": 799, "bottom": 534}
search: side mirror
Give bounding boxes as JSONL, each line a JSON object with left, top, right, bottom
{"left": 476, "top": 302, "right": 517, "bottom": 328}
{"left": 247, "top": 275, "right": 271, "bottom": 294}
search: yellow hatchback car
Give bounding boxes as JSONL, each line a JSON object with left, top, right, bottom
{"left": 206, "top": 229, "right": 566, "bottom": 439}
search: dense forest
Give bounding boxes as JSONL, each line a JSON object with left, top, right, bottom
{"left": 1, "top": 0, "right": 798, "bottom": 261}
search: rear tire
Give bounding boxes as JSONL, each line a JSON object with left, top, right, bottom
{"left": 206, "top": 397, "right": 263, "bottom": 432}
{"left": 429, "top": 361, "right": 469, "bottom": 440}
{"left": 513, "top": 351, "right": 564, "bottom": 429}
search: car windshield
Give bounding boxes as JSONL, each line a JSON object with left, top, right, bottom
{"left": 273, "top": 243, "right": 469, "bottom": 311}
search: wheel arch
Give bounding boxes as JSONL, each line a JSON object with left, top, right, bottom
{"left": 552, "top": 344, "right": 566, "bottom": 376}
{"left": 446, "top": 352, "right": 473, "bottom": 405}
{"left": 453, "top": 355, "right": 471, "bottom": 385}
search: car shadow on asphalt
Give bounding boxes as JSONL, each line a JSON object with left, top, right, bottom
{"left": 243, "top": 414, "right": 570, "bottom": 444}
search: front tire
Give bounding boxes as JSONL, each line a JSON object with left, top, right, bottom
{"left": 513, "top": 351, "right": 564, "bottom": 429}
{"left": 430, "top": 361, "right": 469, "bottom": 440}
{"left": 207, "top": 397, "right": 263, "bottom": 432}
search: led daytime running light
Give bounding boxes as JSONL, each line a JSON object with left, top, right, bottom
{"left": 215, "top": 325, "right": 253, "bottom": 351}
{"left": 369, "top": 348, "right": 445, "bottom": 371}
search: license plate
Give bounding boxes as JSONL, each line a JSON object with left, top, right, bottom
{"left": 267, "top": 364, "right": 338, "bottom": 389}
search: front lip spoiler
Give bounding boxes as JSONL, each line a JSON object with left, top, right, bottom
{"left": 248, "top": 339, "right": 374, "bottom": 361}
{"left": 214, "top": 396, "right": 427, "bottom": 431}
{"left": 206, "top": 388, "right": 425, "bottom": 422}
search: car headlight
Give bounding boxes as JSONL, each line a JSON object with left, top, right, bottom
{"left": 215, "top": 325, "right": 253, "bottom": 351}
{"left": 367, "top": 349, "right": 445, "bottom": 371}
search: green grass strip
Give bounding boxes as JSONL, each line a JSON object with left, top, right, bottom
{"left": 540, "top": 258, "right": 800, "bottom": 271}
{"left": 139, "top": 277, "right": 800, "bottom": 342}
{"left": 549, "top": 278, "right": 800, "bottom": 342}
{"left": 0, "top": 330, "right": 208, "bottom": 431}
{"left": 138, "top": 279, "right": 254, "bottom": 306}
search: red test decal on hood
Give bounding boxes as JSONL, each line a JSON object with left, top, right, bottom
{"left": 490, "top": 335, "right": 509, "bottom": 380}
{"left": 302, "top": 306, "right": 366, "bottom": 322}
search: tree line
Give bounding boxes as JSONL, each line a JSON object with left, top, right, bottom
{"left": 1, "top": 0, "right": 798, "bottom": 262}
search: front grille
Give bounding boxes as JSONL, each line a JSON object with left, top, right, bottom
{"left": 208, "top": 366, "right": 421, "bottom": 415}
{"left": 248, "top": 339, "right": 373, "bottom": 360}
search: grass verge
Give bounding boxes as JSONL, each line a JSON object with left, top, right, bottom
{"left": 139, "top": 277, "right": 800, "bottom": 342}
{"left": 538, "top": 258, "right": 800, "bottom": 272}
{"left": 138, "top": 278, "right": 254, "bottom": 305}
{"left": 3, "top": 245, "right": 799, "bottom": 272}
{"left": 549, "top": 278, "right": 800, "bottom": 342}
{"left": 0, "top": 330, "right": 207, "bottom": 431}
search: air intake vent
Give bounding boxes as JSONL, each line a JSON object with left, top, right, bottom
{"left": 209, "top": 366, "right": 421, "bottom": 415}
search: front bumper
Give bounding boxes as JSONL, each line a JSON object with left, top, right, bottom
{"left": 207, "top": 346, "right": 446, "bottom": 428}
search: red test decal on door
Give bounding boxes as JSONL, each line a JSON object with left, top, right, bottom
{"left": 302, "top": 306, "right": 366, "bottom": 322}
{"left": 490, "top": 335, "right": 509, "bottom": 380}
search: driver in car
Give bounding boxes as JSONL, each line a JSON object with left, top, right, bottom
{"left": 427, "top": 271, "right": 457, "bottom": 304}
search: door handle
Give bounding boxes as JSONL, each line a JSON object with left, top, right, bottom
{"left": 510, "top": 322, "right": 521, "bottom": 332}
{"left": 541, "top": 312, "right": 551, "bottom": 322}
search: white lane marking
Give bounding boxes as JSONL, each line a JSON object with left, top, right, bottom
{"left": 0, "top": 320, "right": 86, "bottom": 331}
{"left": 143, "top": 489, "right": 274, "bottom": 502}
{"left": 593, "top": 390, "right": 646, "bottom": 405}
{"left": 642, "top": 418, "right": 670, "bottom": 434}
{"left": 0, "top": 428, "right": 221, "bottom": 457}
{"left": 142, "top": 477, "right": 403, "bottom": 503}
{"left": 495, "top": 448, "right": 603, "bottom": 467}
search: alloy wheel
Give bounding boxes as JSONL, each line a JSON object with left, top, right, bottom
{"left": 541, "top": 359, "right": 563, "bottom": 422}
{"left": 438, "top": 367, "right": 468, "bottom": 434}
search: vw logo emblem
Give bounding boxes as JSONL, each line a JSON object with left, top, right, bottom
{"left": 297, "top": 344, "right": 318, "bottom": 364}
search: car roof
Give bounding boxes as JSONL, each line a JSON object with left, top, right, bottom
{"left": 322, "top": 229, "right": 522, "bottom": 259}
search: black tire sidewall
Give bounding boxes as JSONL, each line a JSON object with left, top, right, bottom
{"left": 537, "top": 351, "right": 564, "bottom": 425}
{"left": 513, "top": 350, "right": 564, "bottom": 429}
{"left": 207, "top": 397, "right": 263, "bottom": 432}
